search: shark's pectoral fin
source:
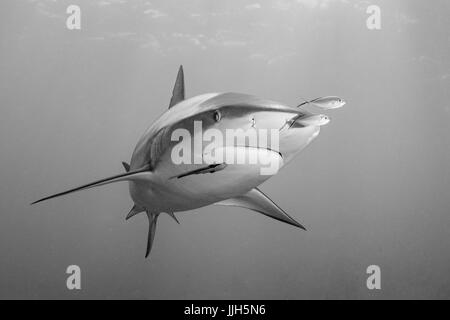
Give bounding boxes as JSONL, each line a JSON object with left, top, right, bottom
{"left": 169, "top": 65, "right": 185, "bottom": 108}
{"left": 31, "top": 166, "right": 151, "bottom": 205}
{"left": 145, "top": 212, "right": 159, "bottom": 258}
{"left": 170, "top": 163, "right": 227, "bottom": 180}
{"left": 215, "top": 188, "right": 306, "bottom": 230}
{"left": 126, "top": 204, "right": 144, "bottom": 220}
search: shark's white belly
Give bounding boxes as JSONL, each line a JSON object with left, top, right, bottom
{"left": 129, "top": 125, "right": 320, "bottom": 213}
{"left": 129, "top": 146, "right": 283, "bottom": 212}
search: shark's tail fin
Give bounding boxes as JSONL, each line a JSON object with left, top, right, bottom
{"left": 31, "top": 166, "right": 151, "bottom": 205}
{"left": 145, "top": 212, "right": 159, "bottom": 258}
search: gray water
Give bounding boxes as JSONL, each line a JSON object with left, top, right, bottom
{"left": 0, "top": 0, "right": 449, "bottom": 299}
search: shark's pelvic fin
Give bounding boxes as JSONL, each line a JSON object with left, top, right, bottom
{"left": 31, "top": 166, "right": 151, "bottom": 205}
{"left": 168, "top": 65, "right": 185, "bottom": 109}
{"left": 170, "top": 163, "right": 227, "bottom": 180}
{"left": 126, "top": 204, "right": 144, "bottom": 221}
{"left": 145, "top": 212, "right": 159, "bottom": 258}
{"left": 166, "top": 211, "right": 180, "bottom": 224}
{"left": 215, "top": 188, "right": 306, "bottom": 230}
{"left": 122, "top": 162, "right": 130, "bottom": 172}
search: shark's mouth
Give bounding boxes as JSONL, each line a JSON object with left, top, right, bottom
{"left": 200, "top": 145, "right": 283, "bottom": 163}
{"left": 169, "top": 145, "right": 284, "bottom": 180}
{"left": 232, "top": 145, "right": 283, "bottom": 159}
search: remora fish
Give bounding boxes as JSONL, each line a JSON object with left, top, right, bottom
{"left": 32, "top": 66, "right": 342, "bottom": 258}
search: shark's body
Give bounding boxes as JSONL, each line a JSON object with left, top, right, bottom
{"left": 33, "top": 66, "right": 343, "bottom": 258}
{"left": 129, "top": 91, "right": 319, "bottom": 213}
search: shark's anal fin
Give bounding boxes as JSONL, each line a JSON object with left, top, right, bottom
{"left": 215, "top": 188, "right": 306, "bottom": 230}
{"left": 170, "top": 163, "right": 227, "bottom": 180}
{"left": 168, "top": 65, "right": 185, "bottom": 109}
{"left": 145, "top": 212, "right": 159, "bottom": 258}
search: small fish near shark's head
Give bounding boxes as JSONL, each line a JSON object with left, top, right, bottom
{"left": 165, "top": 92, "right": 313, "bottom": 164}
{"left": 175, "top": 93, "right": 308, "bottom": 135}
{"left": 309, "top": 96, "right": 346, "bottom": 110}
{"left": 296, "top": 114, "right": 331, "bottom": 127}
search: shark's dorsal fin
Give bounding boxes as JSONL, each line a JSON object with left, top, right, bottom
{"left": 169, "top": 65, "right": 185, "bottom": 109}
{"left": 215, "top": 188, "right": 306, "bottom": 230}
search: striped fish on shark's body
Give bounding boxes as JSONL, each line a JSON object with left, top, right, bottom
{"left": 32, "top": 66, "right": 344, "bottom": 258}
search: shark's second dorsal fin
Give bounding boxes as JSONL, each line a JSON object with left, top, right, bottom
{"left": 215, "top": 188, "right": 306, "bottom": 230}
{"left": 169, "top": 65, "right": 185, "bottom": 109}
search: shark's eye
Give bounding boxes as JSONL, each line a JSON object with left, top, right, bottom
{"left": 214, "top": 110, "right": 221, "bottom": 122}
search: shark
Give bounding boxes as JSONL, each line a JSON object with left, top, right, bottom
{"left": 32, "top": 66, "right": 345, "bottom": 258}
